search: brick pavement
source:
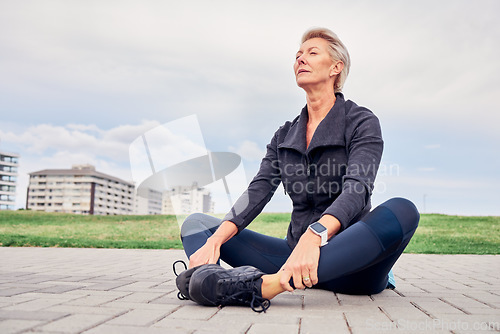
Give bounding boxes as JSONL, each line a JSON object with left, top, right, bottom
{"left": 0, "top": 248, "right": 498, "bottom": 333}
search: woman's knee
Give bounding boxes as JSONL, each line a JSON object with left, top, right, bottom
{"left": 380, "top": 197, "right": 420, "bottom": 236}
{"left": 180, "top": 213, "right": 221, "bottom": 238}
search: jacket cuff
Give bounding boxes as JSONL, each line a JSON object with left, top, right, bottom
{"left": 321, "top": 204, "right": 350, "bottom": 232}
{"left": 222, "top": 213, "right": 246, "bottom": 234}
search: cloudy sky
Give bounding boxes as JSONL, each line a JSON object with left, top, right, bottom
{"left": 1, "top": 0, "right": 499, "bottom": 215}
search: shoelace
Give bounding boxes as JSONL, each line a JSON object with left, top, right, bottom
{"left": 220, "top": 279, "right": 271, "bottom": 313}
{"left": 173, "top": 260, "right": 189, "bottom": 300}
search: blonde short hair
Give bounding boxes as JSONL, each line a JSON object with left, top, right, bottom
{"left": 302, "top": 28, "right": 351, "bottom": 93}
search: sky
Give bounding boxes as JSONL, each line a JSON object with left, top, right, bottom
{"left": 0, "top": 0, "right": 499, "bottom": 216}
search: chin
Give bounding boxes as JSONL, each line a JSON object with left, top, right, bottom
{"left": 296, "top": 80, "right": 311, "bottom": 89}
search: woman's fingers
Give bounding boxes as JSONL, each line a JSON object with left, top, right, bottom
{"left": 309, "top": 263, "right": 319, "bottom": 285}
{"left": 279, "top": 269, "right": 294, "bottom": 292}
{"left": 302, "top": 268, "right": 313, "bottom": 288}
{"left": 292, "top": 270, "right": 305, "bottom": 290}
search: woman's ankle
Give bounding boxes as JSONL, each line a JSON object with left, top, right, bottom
{"left": 261, "top": 273, "right": 286, "bottom": 299}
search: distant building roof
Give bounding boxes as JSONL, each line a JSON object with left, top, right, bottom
{"left": 29, "top": 164, "right": 134, "bottom": 186}
{"left": 0, "top": 151, "right": 20, "bottom": 158}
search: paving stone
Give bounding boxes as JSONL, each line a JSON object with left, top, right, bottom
{"left": 105, "top": 308, "right": 174, "bottom": 326}
{"left": 37, "top": 284, "right": 85, "bottom": 294}
{"left": 210, "top": 311, "right": 301, "bottom": 324}
{"left": 45, "top": 305, "right": 128, "bottom": 316}
{"left": 57, "top": 275, "right": 100, "bottom": 282}
{"left": 112, "top": 281, "right": 161, "bottom": 291}
{"left": 0, "top": 271, "right": 36, "bottom": 279}
{"left": 100, "top": 300, "right": 183, "bottom": 310}
{"left": 61, "top": 290, "right": 131, "bottom": 298}
{"left": 263, "top": 293, "right": 303, "bottom": 314}
{"left": 337, "top": 293, "right": 373, "bottom": 305}
{"left": 380, "top": 303, "right": 431, "bottom": 321}
{"left": 412, "top": 300, "right": 467, "bottom": 316}
{"left": 440, "top": 295, "right": 495, "bottom": 313}
{"left": 152, "top": 317, "right": 221, "bottom": 331}
{"left": 2, "top": 297, "right": 70, "bottom": 312}
{"left": 0, "top": 295, "right": 36, "bottom": 306}
{"left": 344, "top": 309, "right": 392, "bottom": 329}
{"left": 352, "top": 325, "right": 451, "bottom": 333}
{"left": 464, "top": 291, "right": 500, "bottom": 304}
{"left": 0, "top": 309, "right": 68, "bottom": 321}
{"left": 433, "top": 313, "right": 500, "bottom": 331}
{"left": 247, "top": 322, "right": 299, "bottom": 334}
{"left": 167, "top": 305, "right": 219, "bottom": 320}
{"left": 36, "top": 313, "right": 114, "bottom": 333}
{"left": 65, "top": 294, "right": 129, "bottom": 307}
{"left": 12, "top": 292, "right": 83, "bottom": 301}
{"left": 0, "top": 287, "right": 39, "bottom": 297}
{"left": 17, "top": 275, "right": 71, "bottom": 284}
{"left": 303, "top": 289, "right": 338, "bottom": 310}
{"left": 0, "top": 319, "right": 43, "bottom": 334}
{"left": 114, "top": 291, "right": 167, "bottom": 303}
{"left": 300, "top": 315, "right": 350, "bottom": 334}
{"left": 370, "top": 289, "right": 402, "bottom": 300}
{"left": 197, "top": 317, "right": 251, "bottom": 333}
{"left": 0, "top": 248, "right": 498, "bottom": 334}
{"left": 148, "top": 291, "right": 184, "bottom": 305}
{"left": 84, "top": 324, "right": 189, "bottom": 334}
{"left": 82, "top": 281, "right": 135, "bottom": 291}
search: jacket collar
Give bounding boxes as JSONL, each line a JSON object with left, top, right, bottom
{"left": 279, "top": 93, "right": 346, "bottom": 154}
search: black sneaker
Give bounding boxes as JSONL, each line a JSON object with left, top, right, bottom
{"left": 173, "top": 260, "right": 202, "bottom": 301}
{"left": 188, "top": 264, "right": 270, "bottom": 313}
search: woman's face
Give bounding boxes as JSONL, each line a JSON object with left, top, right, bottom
{"left": 294, "top": 38, "right": 338, "bottom": 90}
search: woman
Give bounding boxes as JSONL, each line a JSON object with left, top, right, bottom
{"left": 175, "top": 28, "right": 419, "bottom": 312}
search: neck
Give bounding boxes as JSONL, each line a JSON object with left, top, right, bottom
{"left": 305, "top": 87, "right": 336, "bottom": 123}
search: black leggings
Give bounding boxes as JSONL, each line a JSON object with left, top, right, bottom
{"left": 180, "top": 197, "right": 419, "bottom": 295}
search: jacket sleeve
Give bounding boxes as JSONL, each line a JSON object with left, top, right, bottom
{"left": 321, "top": 107, "right": 384, "bottom": 231}
{"left": 223, "top": 129, "right": 282, "bottom": 233}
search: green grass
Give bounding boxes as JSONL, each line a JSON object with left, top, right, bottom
{"left": 404, "top": 214, "right": 499, "bottom": 254}
{"left": 0, "top": 210, "right": 182, "bottom": 249}
{"left": 0, "top": 211, "right": 498, "bottom": 254}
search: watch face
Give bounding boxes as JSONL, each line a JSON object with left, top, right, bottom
{"left": 311, "top": 222, "right": 327, "bottom": 233}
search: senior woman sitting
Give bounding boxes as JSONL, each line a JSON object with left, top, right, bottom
{"left": 175, "top": 27, "right": 419, "bottom": 312}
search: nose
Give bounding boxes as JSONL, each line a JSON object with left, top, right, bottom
{"left": 296, "top": 54, "right": 306, "bottom": 64}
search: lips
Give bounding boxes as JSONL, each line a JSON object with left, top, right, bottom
{"left": 297, "top": 69, "right": 309, "bottom": 75}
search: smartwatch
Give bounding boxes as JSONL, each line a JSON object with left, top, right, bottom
{"left": 308, "top": 222, "right": 328, "bottom": 246}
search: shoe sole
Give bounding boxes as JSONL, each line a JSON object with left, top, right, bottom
{"left": 176, "top": 265, "right": 203, "bottom": 300}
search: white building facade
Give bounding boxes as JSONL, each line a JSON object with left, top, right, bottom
{"left": 162, "top": 184, "right": 213, "bottom": 215}
{"left": 27, "top": 164, "right": 134, "bottom": 215}
{"left": 135, "top": 187, "right": 163, "bottom": 215}
{"left": 0, "top": 151, "right": 19, "bottom": 210}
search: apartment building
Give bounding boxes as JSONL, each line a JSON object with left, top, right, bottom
{"left": 0, "top": 151, "right": 19, "bottom": 210}
{"left": 27, "top": 164, "right": 134, "bottom": 215}
{"left": 162, "top": 184, "right": 213, "bottom": 215}
{"left": 135, "top": 187, "right": 163, "bottom": 215}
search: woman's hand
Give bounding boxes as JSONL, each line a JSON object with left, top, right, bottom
{"left": 279, "top": 231, "right": 321, "bottom": 290}
{"left": 188, "top": 220, "right": 238, "bottom": 268}
{"left": 188, "top": 238, "right": 221, "bottom": 268}
{"left": 279, "top": 215, "right": 341, "bottom": 290}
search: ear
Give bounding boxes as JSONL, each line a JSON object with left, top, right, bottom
{"left": 330, "top": 61, "right": 344, "bottom": 77}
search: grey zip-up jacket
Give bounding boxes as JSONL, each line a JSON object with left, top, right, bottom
{"left": 224, "top": 93, "right": 384, "bottom": 249}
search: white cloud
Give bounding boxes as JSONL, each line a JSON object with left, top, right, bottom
{"left": 229, "top": 140, "right": 266, "bottom": 162}
{"left": 0, "top": 120, "right": 161, "bottom": 162}
{"left": 0, "top": 120, "right": 164, "bottom": 208}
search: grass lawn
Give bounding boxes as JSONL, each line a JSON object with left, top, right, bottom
{"left": 0, "top": 211, "right": 498, "bottom": 254}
